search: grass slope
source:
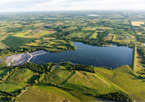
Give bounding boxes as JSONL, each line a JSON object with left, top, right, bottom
{"left": 1, "top": 36, "right": 35, "bottom": 48}
{"left": 62, "top": 71, "right": 119, "bottom": 95}
{"left": 44, "top": 66, "right": 120, "bottom": 101}
{"left": 17, "top": 84, "right": 79, "bottom": 102}
{"left": 94, "top": 65, "right": 145, "bottom": 101}
{"left": 132, "top": 45, "right": 137, "bottom": 71}
{"left": 0, "top": 68, "right": 36, "bottom": 93}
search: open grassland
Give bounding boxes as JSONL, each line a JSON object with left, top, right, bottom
{"left": 131, "top": 21, "right": 144, "bottom": 26}
{"left": 17, "top": 84, "right": 79, "bottom": 102}
{"left": 0, "top": 68, "right": 38, "bottom": 93}
{"left": 94, "top": 65, "right": 145, "bottom": 101}
{"left": 1, "top": 36, "right": 35, "bottom": 48}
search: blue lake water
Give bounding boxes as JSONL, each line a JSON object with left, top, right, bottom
{"left": 30, "top": 42, "right": 133, "bottom": 69}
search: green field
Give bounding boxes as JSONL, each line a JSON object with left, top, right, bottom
{"left": 94, "top": 65, "right": 145, "bottom": 101}
{"left": 1, "top": 36, "right": 35, "bottom": 48}
{"left": 17, "top": 84, "right": 79, "bottom": 102}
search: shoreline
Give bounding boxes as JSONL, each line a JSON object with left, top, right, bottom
{"left": 0, "top": 50, "right": 47, "bottom": 66}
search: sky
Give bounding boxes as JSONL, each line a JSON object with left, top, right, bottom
{"left": 0, "top": 0, "right": 145, "bottom": 12}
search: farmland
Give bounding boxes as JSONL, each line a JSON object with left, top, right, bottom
{"left": 0, "top": 11, "right": 145, "bottom": 101}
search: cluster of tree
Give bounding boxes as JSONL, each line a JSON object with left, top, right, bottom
{"left": 47, "top": 30, "right": 73, "bottom": 39}
{"left": 73, "top": 64, "right": 95, "bottom": 73}
{"left": 0, "top": 71, "right": 9, "bottom": 83}
{"left": 107, "top": 40, "right": 134, "bottom": 48}
{"left": 137, "top": 69, "right": 145, "bottom": 75}
{"left": 0, "top": 46, "right": 45, "bottom": 59}
{"left": 136, "top": 34, "right": 145, "bottom": 43}
{"left": 6, "top": 27, "right": 24, "bottom": 33}
{"left": 20, "top": 62, "right": 56, "bottom": 73}
{"left": 0, "top": 67, "right": 18, "bottom": 83}
{"left": 59, "top": 62, "right": 73, "bottom": 67}
{"left": 0, "top": 91, "right": 14, "bottom": 101}
{"left": 59, "top": 62, "right": 74, "bottom": 70}
{"left": 59, "top": 62, "right": 95, "bottom": 73}
{"left": 34, "top": 73, "right": 45, "bottom": 84}
{"left": 138, "top": 46, "right": 145, "bottom": 64}
{"left": 99, "top": 92, "right": 132, "bottom": 101}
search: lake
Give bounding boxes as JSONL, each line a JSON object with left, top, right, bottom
{"left": 87, "top": 14, "right": 100, "bottom": 16}
{"left": 30, "top": 42, "right": 133, "bottom": 69}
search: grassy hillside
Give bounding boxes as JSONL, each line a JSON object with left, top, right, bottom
{"left": 42, "top": 66, "right": 128, "bottom": 101}
{"left": 95, "top": 65, "right": 145, "bottom": 101}
{"left": 1, "top": 36, "right": 35, "bottom": 48}
{"left": 0, "top": 68, "right": 38, "bottom": 93}
{"left": 17, "top": 84, "right": 79, "bottom": 102}
{"left": 17, "top": 65, "right": 133, "bottom": 101}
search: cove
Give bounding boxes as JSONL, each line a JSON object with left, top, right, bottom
{"left": 30, "top": 42, "right": 133, "bottom": 69}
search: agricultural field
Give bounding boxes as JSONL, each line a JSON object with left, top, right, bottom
{"left": 131, "top": 21, "right": 144, "bottom": 26}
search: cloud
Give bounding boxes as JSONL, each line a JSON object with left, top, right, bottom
{"left": 0, "top": 0, "right": 145, "bottom": 12}
{"left": 0, "top": 0, "right": 27, "bottom": 3}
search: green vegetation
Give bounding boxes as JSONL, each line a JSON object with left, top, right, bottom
{"left": 94, "top": 65, "right": 145, "bottom": 101}
{"left": 15, "top": 62, "right": 132, "bottom": 102}
{"left": 132, "top": 45, "right": 137, "bottom": 70}
{"left": 17, "top": 84, "right": 79, "bottom": 102}
{"left": 0, "top": 36, "right": 8, "bottom": 49}
{"left": 1, "top": 36, "right": 35, "bottom": 48}
{"left": 0, "top": 68, "right": 36, "bottom": 93}
{"left": 1, "top": 11, "right": 145, "bottom": 101}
